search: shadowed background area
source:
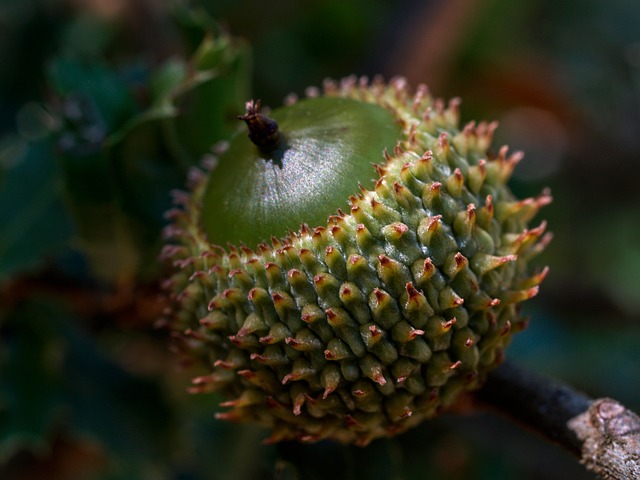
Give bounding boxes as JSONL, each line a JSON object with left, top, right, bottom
{"left": 1, "top": 0, "right": 639, "bottom": 478}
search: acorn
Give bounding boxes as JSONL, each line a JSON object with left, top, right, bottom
{"left": 162, "top": 76, "right": 551, "bottom": 446}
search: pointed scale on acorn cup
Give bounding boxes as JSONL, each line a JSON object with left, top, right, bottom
{"left": 162, "top": 75, "right": 552, "bottom": 446}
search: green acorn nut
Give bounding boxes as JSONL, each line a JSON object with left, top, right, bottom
{"left": 163, "top": 76, "right": 552, "bottom": 445}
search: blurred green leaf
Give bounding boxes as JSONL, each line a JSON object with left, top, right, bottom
{"left": 59, "top": 154, "right": 144, "bottom": 283}
{"left": 583, "top": 207, "right": 640, "bottom": 316}
{"left": 171, "top": 34, "right": 251, "bottom": 158}
{"left": 48, "top": 59, "right": 136, "bottom": 132}
{"left": 0, "top": 300, "right": 67, "bottom": 462}
{"left": 59, "top": 12, "right": 115, "bottom": 59}
{"left": 47, "top": 26, "right": 251, "bottom": 282}
{"left": 150, "top": 59, "right": 188, "bottom": 103}
{"left": 0, "top": 300, "right": 175, "bottom": 477}
{"left": 0, "top": 138, "right": 73, "bottom": 280}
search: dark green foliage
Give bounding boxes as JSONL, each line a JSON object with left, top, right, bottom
{"left": 0, "top": 140, "right": 73, "bottom": 280}
{"left": 0, "top": 300, "right": 174, "bottom": 477}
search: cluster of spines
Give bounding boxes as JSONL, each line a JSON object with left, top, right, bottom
{"left": 162, "top": 76, "right": 551, "bottom": 445}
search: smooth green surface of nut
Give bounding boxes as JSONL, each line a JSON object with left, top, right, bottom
{"left": 202, "top": 97, "right": 403, "bottom": 248}
{"left": 163, "top": 76, "right": 551, "bottom": 446}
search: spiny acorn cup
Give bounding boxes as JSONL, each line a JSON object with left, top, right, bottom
{"left": 162, "top": 76, "right": 552, "bottom": 446}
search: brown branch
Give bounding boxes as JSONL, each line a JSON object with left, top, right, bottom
{"left": 477, "top": 361, "right": 640, "bottom": 480}
{"left": 569, "top": 399, "right": 640, "bottom": 480}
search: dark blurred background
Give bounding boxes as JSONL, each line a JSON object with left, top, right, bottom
{"left": 1, "top": 0, "right": 639, "bottom": 479}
